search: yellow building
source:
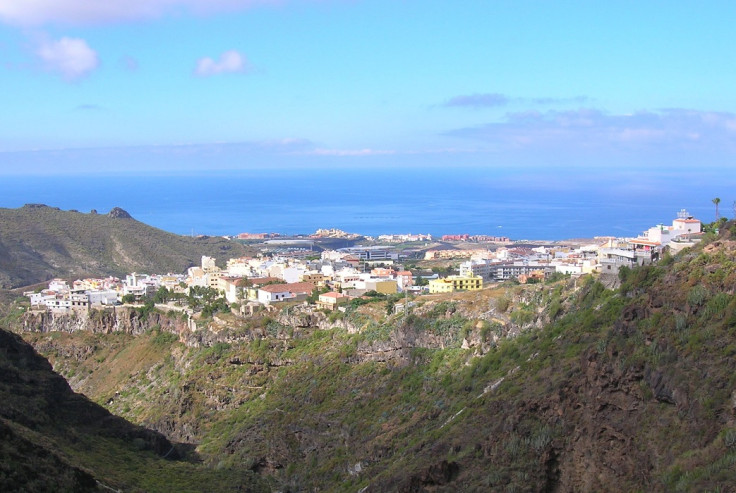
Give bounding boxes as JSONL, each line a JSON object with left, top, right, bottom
{"left": 428, "top": 279, "right": 454, "bottom": 294}
{"left": 368, "top": 280, "right": 398, "bottom": 294}
{"left": 428, "top": 275, "right": 483, "bottom": 294}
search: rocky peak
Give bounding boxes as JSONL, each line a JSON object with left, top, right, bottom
{"left": 107, "top": 207, "right": 133, "bottom": 219}
{"left": 23, "top": 203, "right": 60, "bottom": 210}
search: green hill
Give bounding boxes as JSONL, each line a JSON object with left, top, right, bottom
{"left": 0, "top": 204, "right": 249, "bottom": 288}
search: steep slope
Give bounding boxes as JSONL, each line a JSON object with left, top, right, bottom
{"left": 0, "top": 327, "right": 268, "bottom": 492}
{"left": 0, "top": 204, "right": 250, "bottom": 288}
{"left": 10, "top": 223, "right": 736, "bottom": 491}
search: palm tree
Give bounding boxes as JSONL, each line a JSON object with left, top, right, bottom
{"left": 713, "top": 197, "right": 721, "bottom": 221}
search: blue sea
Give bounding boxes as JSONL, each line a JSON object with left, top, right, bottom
{"left": 1, "top": 166, "right": 731, "bottom": 240}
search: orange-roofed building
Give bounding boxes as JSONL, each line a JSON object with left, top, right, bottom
{"left": 257, "top": 282, "right": 315, "bottom": 304}
{"left": 316, "top": 291, "right": 349, "bottom": 311}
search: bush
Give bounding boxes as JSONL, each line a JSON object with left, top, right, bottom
{"left": 153, "top": 330, "right": 178, "bottom": 346}
{"left": 687, "top": 285, "right": 709, "bottom": 307}
{"left": 723, "top": 429, "right": 736, "bottom": 450}
{"left": 496, "top": 297, "right": 511, "bottom": 313}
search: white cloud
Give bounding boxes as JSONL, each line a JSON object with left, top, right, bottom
{"left": 0, "top": 0, "right": 281, "bottom": 26}
{"left": 307, "top": 148, "right": 396, "bottom": 156}
{"left": 195, "top": 50, "right": 248, "bottom": 76}
{"left": 443, "top": 93, "right": 591, "bottom": 109}
{"left": 445, "top": 108, "right": 736, "bottom": 153}
{"left": 36, "top": 36, "right": 99, "bottom": 80}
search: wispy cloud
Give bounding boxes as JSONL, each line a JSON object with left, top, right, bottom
{"left": 443, "top": 93, "right": 590, "bottom": 108}
{"left": 445, "top": 108, "right": 736, "bottom": 153}
{"left": 0, "top": 1, "right": 284, "bottom": 26}
{"left": 195, "top": 50, "right": 249, "bottom": 76}
{"left": 529, "top": 96, "right": 590, "bottom": 105}
{"left": 306, "top": 148, "right": 396, "bottom": 156}
{"left": 36, "top": 36, "right": 99, "bottom": 80}
{"left": 445, "top": 93, "right": 509, "bottom": 108}
{"left": 0, "top": 138, "right": 322, "bottom": 174}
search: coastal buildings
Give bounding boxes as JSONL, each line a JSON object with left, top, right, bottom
{"left": 25, "top": 209, "right": 704, "bottom": 313}
{"left": 598, "top": 210, "right": 702, "bottom": 274}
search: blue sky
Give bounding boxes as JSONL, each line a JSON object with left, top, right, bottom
{"left": 1, "top": 0, "right": 736, "bottom": 175}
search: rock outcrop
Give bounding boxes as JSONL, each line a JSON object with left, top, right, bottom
{"left": 22, "top": 306, "right": 190, "bottom": 337}
{"left": 107, "top": 206, "right": 133, "bottom": 219}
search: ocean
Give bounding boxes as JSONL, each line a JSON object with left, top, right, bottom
{"left": 1, "top": 166, "right": 731, "bottom": 240}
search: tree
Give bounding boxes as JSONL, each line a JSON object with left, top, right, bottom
{"left": 713, "top": 197, "right": 721, "bottom": 220}
{"left": 153, "top": 286, "right": 170, "bottom": 304}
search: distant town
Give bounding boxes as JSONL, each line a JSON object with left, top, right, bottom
{"left": 26, "top": 209, "right": 704, "bottom": 315}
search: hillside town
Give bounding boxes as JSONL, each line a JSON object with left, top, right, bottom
{"left": 26, "top": 209, "right": 704, "bottom": 314}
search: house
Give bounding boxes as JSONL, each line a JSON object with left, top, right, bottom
{"left": 370, "top": 267, "right": 394, "bottom": 278}
{"left": 428, "top": 278, "right": 454, "bottom": 294}
{"left": 201, "top": 255, "right": 218, "bottom": 272}
{"left": 48, "top": 279, "right": 69, "bottom": 292}
{"left": 226, "top": 257, "right": 254, "bottom": 277}
{"left": 316, "top": 292, "right": 349, "bottom": 311}
{"left": 257, "top": 282, "right": 315, "bottom": 305}
{"left": 459, "top": 259, "right": 493, "bottom": 281}
{"left": 301, "top": 272, "right": 329, "bottom": 287}
{"left": 123, "top": 273, "right": 156, "bottom": 298}
{"left": 87, "top": 290, "right": 119, "bottom": 305}
{"left": 518, "top": 271, "right": 546, "bottom": 284}
{"left": 395, "top": 271, "right": 413, "bottom": 291}
{"left": 488, "top": 262, "right": 555, "bottom": 281}
{"left": 218, "top": 276, "right": 246, "bottom": 303}
{"left": 364, "top": 279, "right": 398, "bottom": 294}
{"left": 258, "top": 284, "right": 292, "bottom": 304}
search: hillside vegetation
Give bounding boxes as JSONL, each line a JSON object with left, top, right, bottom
{"left": 0, "top": 327, "right": 268, "bottom": 492}
{"left": 0, "top": 204, "right": 249, "bottom": 288}
{"left": 5, "top": 221, "right": 736, "bottom": 491}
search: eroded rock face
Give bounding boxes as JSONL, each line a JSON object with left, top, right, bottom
{"left": 22, "top": 307, "right": 188, "bottom": 336}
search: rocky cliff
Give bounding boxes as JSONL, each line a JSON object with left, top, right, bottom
{"left": 23, "top": 306, "right": 191, "bottom": 336}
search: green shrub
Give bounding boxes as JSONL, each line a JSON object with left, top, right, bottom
{"left": 687, "top": 285, "right": 710, "bottom": 307}
{"left": 496, "top": 297, "right": 511, "bottom": 313}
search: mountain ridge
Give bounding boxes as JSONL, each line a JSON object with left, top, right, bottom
{"left": 0, "top": 204, "right": 250, "bottom": 289}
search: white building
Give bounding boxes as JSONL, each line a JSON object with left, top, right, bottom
{"left": 88, "top": 290, "right": 119, "bottom": 305}
{"left": 459, "top": 259, "right": 493, "bottom": 281}
{"left": 48, "top": 279, "right": 69, "bottom": 292}
{"left": 123, "top": 273, "right": 157, "bottom": 297}
{"left": 202, "top": 255, "right": 218, "bottom": 272}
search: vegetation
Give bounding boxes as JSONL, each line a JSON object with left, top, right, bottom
{"left": 3, "top": 220, "right": 736, "bottom": 491}
{"left": 186, "top": 286, "right": 230, "bottom": 317}
{"left": 0, "top": 204, "right": 251, "bottom": 289}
